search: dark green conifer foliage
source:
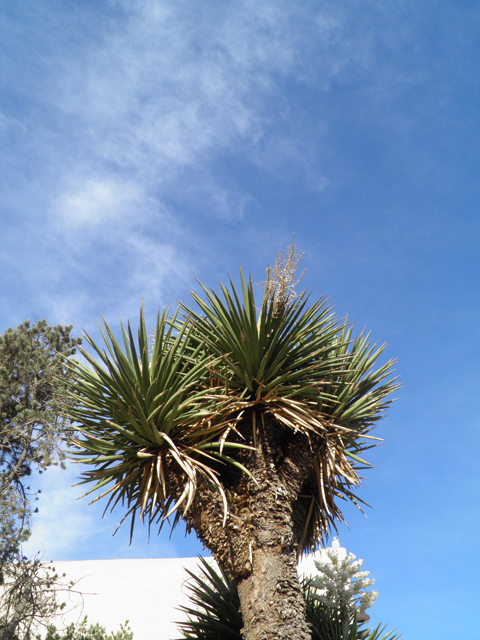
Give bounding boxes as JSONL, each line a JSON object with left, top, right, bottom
{"left": 0, "top": 320, "right": 81, "bottom": 640}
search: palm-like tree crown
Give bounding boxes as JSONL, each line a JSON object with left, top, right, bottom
{"left": 67, "top": 265, "right": 398, "bottom": 553}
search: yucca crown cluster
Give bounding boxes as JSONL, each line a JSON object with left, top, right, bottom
{"left": 66, "top": 241, "right": 399, "bottom": 552}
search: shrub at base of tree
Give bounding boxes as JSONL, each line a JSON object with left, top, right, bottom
{"left": 37, "top": 617, "right": 133, "bottom": 640}
{"left": 173, "top": 556, "right": 401, "bottom": 640}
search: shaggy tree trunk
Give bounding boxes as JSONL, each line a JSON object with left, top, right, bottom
{"left": 235, "top": 495, "right": 311, "bottom": 640}
{"left": 180, "top": 413, "right": 316, "bottom": 640}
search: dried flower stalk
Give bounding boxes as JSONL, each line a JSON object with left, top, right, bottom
{"left": 262, "top": 235, "right": 306, "bottom": 313}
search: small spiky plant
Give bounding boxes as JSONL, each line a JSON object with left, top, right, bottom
{"left": 67, "top": 244, "right": 399, "bottom": 640}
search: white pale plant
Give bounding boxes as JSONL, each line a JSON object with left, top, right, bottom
{"left": 310, "top": 538, "right": 379, "bottom": 625}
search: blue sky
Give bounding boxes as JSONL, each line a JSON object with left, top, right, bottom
{"left": 1, "top": 1, "right": 479, "bottom": 638}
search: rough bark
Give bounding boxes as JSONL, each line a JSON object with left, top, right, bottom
{"left": 234, "top": 485, "right": 311, "bottom": 640}
{"left": 172, "top": 413, "right": 320, "bottom": 640}
{"left": 237, "top": 546, "right": 309, "bottom": 640}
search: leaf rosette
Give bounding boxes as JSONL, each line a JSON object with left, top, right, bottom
{"left": 67, "top": 268, "right": 399, "bottom": 550}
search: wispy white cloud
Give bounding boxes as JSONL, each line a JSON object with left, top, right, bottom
{"left": 122, "top": 232, "right": 195, "bottom": 315}
{"left": 0, "top": 0, "right": 423, "bottom": 331}
{"left": 57, "top": 179, "right": 143, "bottom": 228}
{"left": 50, "top": 1, "right": 298, "bottom": 191}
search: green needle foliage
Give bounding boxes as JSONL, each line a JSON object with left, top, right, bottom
{"left": 0, "top": 319, "right": 81, "bottom": 640}
{"left": 1, "top": 319, "right": 81, "bottom": 514}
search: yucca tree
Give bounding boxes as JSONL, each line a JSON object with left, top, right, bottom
{"left": 67, "top": 245, "right": 399, "bottom": 640}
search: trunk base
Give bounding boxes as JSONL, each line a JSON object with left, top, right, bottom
{"left": 237, "top": 545, "right": 311, "bottom": 640}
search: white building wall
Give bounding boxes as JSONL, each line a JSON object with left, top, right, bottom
{"left": 48, "top": 549, "right": 342, "bottom": 640}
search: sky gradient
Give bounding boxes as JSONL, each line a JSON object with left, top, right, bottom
{"left": 1, "top": 2, "right": 479, "bottom": 639}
